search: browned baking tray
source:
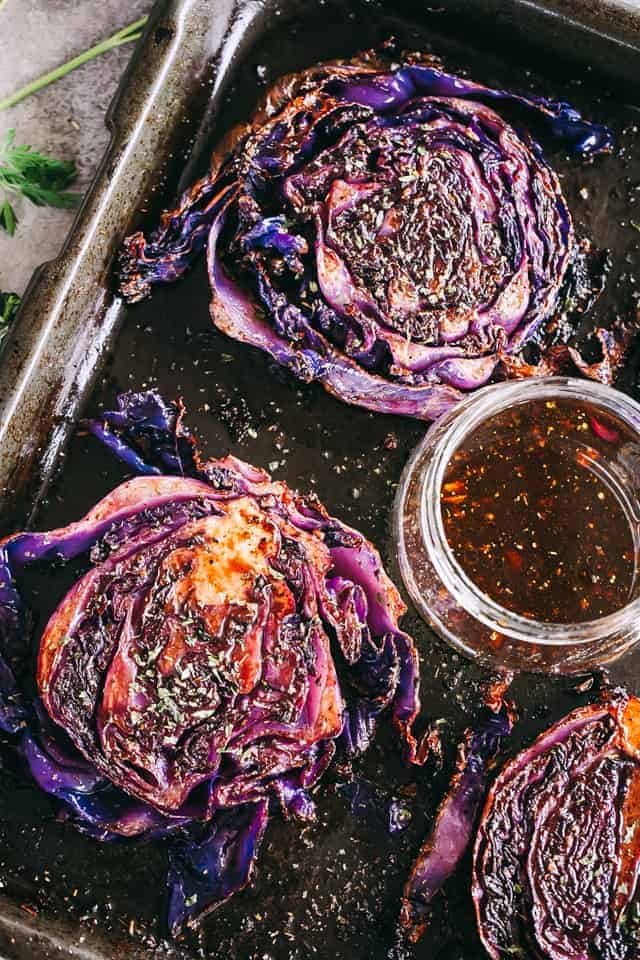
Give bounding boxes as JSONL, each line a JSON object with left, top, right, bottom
{"left": 1, "top": 1, "right": 640, "bottom": 957}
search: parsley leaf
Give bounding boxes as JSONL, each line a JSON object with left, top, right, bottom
{"left": 0, "top": 129, "right": 78, "bottom": 235}
{"left": 0, "top": 291, "right": 20, "bottom": 343}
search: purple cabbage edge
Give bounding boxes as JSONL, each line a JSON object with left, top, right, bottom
{"left": 399, "top": 692, "right": 515, "bottom": 945}
{"left": 337, "top": 777, "right": 412, "bottom": 836}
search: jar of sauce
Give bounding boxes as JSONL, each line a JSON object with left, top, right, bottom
{"left": 393, "top": 378, "right": 640, "bottom": 674}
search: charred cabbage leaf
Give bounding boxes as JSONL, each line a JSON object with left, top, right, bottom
{"left": 400, "top": 682, "right": 515, "bottom": 945}
{"left": 0, "top": 390, "right": 431, "bottom": 934}
{"left": 119, "top": 51, "right": 612, "bottom": 420}
{"left": 473, "top": 691, "right": 640, "bottom": 959}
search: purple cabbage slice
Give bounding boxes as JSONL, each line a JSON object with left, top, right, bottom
{"left": 0, "top": 389, "right": 432, "bottom": 934}
{"left": 118, "top": 50, "right": 612, "bottom": 420}
{"left": 399, "top": 682, "right": 515, "bottom": 945}
{"left": 472, "top": 691, "right": 640, "bottom": 960}
{"left": 167, "top": 801, "right": 268, "bottom": 934}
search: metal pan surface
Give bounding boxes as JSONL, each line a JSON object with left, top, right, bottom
{"left": 1, "top": 1, "right": 640, "bottom": 957}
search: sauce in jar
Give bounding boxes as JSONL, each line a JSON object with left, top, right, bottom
{"left": 441, "top": 398, "right": 637, "bottom": 624}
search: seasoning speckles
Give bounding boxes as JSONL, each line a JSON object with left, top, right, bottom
{"left": 441, "top": 398, "right": 637, "bottom": 624}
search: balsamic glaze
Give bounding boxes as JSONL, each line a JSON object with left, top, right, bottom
{"left": 441, "top": 398, "right": 637, "bottom": 623}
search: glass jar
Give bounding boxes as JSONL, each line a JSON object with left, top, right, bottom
{"left": 393, "top": 377, "right": 640, "bottom": 674}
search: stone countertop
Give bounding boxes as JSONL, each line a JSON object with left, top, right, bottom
{"left": 0, "top": 0, "right": 155, "bottom": 295}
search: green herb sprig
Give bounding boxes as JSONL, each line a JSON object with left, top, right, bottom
{"left": 0, "top": 129, "right": 78, "bottom": 235}
{"left": 0, "top": 291, "right": 20, "bottom": 343}
{"left": 0, "top": 12, "right": 150, "bottom": 237}
{"left": 0, "top": 17, "right": 149, "bottom": 113}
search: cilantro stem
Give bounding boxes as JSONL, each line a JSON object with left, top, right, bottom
{"left": 0, "top": 16, "right": 149, "bottom": 112}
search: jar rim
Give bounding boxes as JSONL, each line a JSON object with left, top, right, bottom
{"left": 417, "top": 376, "right": 640, "bottom": 647}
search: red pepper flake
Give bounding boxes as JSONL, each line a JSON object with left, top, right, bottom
{"left": 589, "top": 415, "right": 620, "bottom": 444}
{"left": 443, "top": 493, "right": 467, "bottom": 505}
{"left": 443, "top": 480, "right": 466, "bottom": 495}
{"left": 505, "top": 549, "right": 524, "bottom": 573}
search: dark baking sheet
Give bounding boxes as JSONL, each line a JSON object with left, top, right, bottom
{"left": 2, "top": 0, "right": 640, "bottom": 957}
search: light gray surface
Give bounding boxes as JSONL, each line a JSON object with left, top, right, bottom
{"left": 0, "top": 0, "right": 154, "bottom": 295}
